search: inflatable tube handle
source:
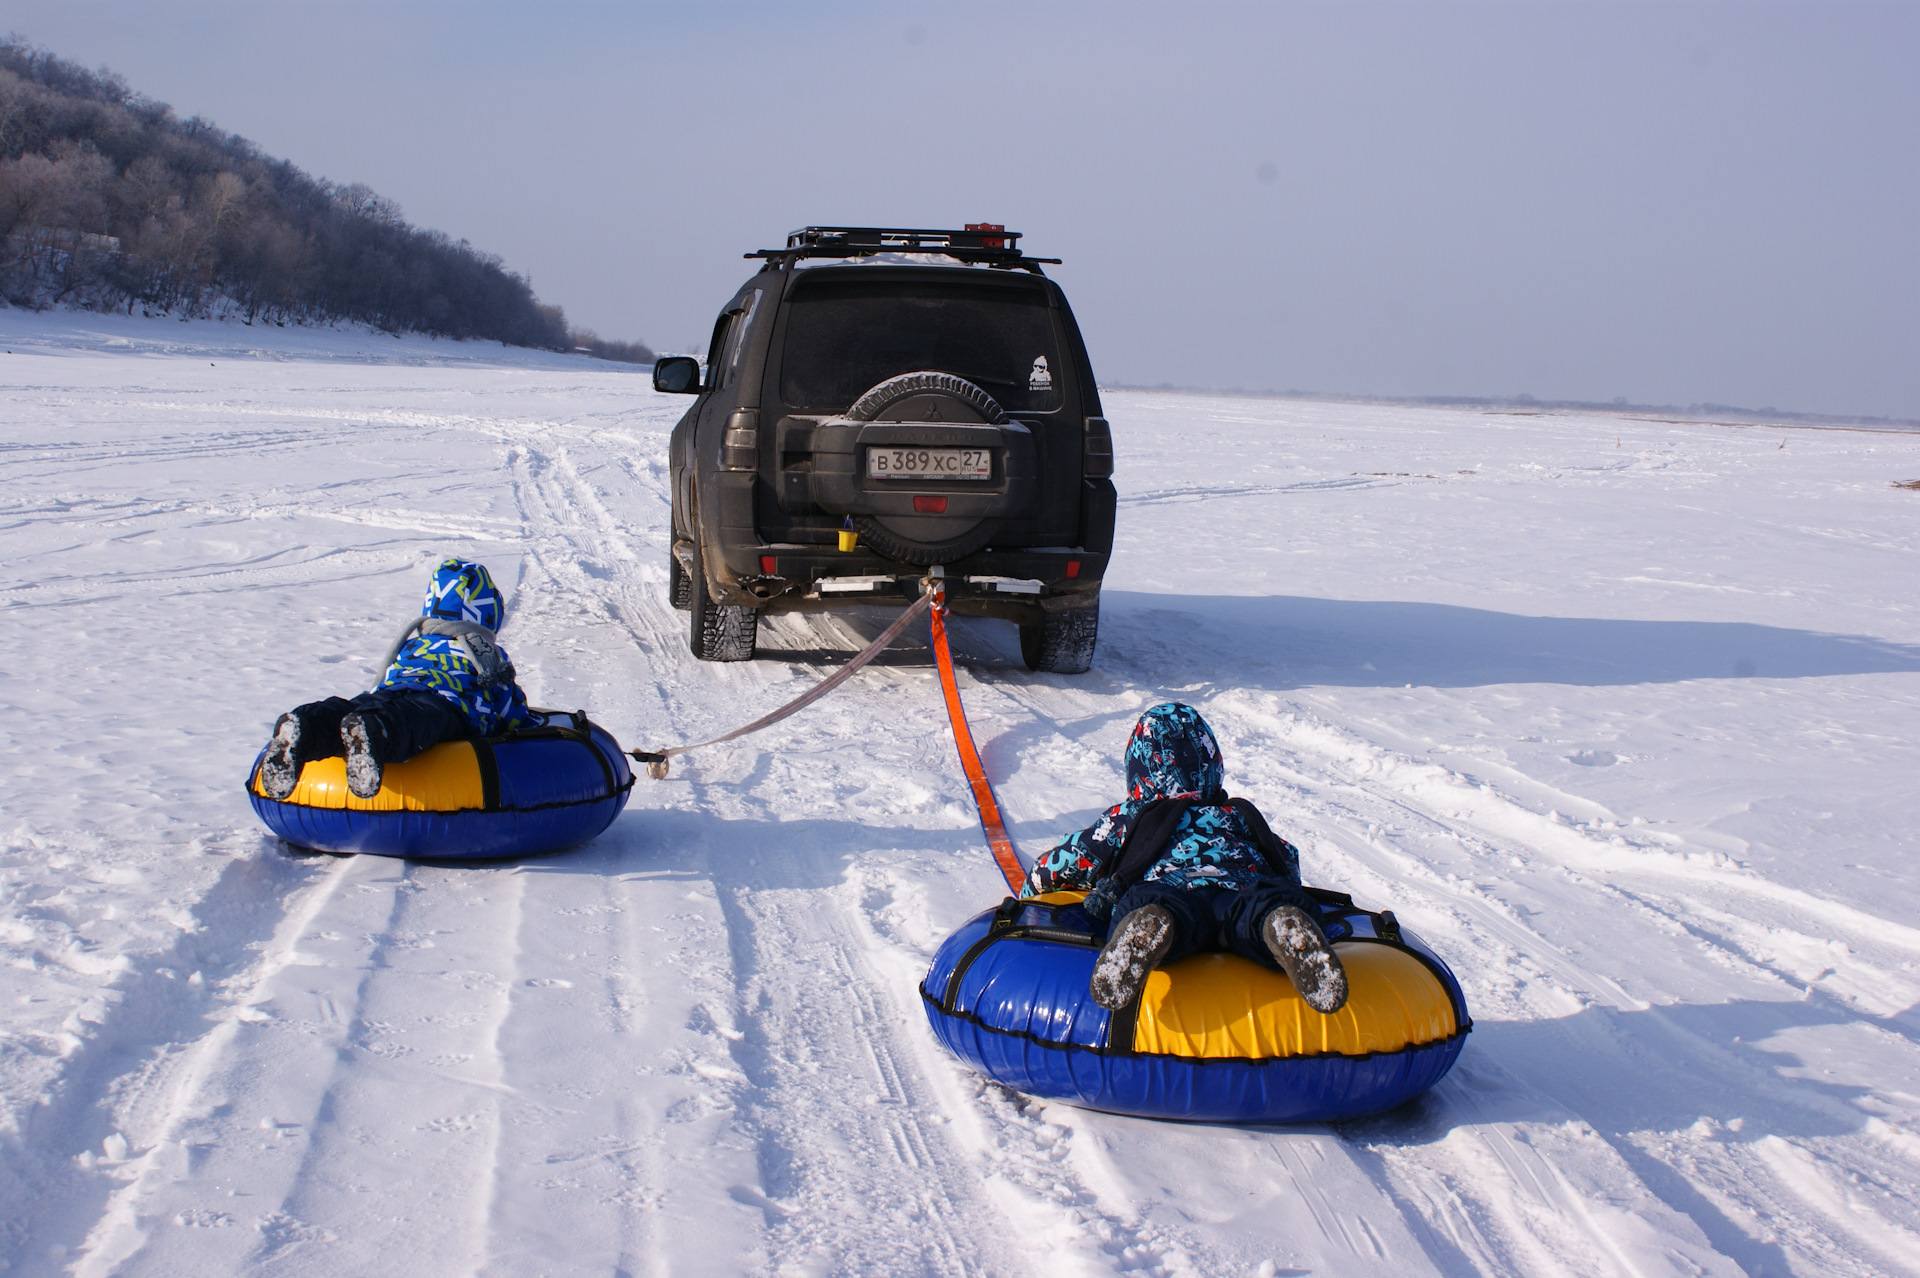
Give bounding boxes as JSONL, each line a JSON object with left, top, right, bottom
{"left": 937, "top": 897, "right": 1103, "bottom": 1014}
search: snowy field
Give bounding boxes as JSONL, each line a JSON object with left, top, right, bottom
{"left": 2, "top": 307, "right": 1918, "bottom": 1278}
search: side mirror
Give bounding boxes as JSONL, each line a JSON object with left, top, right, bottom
{"left": 652, "top": 356, "right": 703, "bottom": 394}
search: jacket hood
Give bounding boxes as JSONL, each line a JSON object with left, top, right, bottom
{"left": 1124, "top": 702, "right": 1225, "bottom": 802}
{"left": 422, "top": 558, "right": 506, "bottom": 631}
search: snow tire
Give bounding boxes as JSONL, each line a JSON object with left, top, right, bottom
{"left": 668, "top": 548, "right": 692, "bottom": 610}
{"left": 1020, "top": 600, "right": 1099, "bottom": 674}
{"left": 687, "top": 535, "right": 757, "bottom": 662}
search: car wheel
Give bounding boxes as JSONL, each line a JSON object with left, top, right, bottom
{"left": 687, "top": 532, "right": 757, "bottom": 662}
{"left": 669, "top": 486, "right": 694, "bottom": 610}
{"left": 668, "top": 549, "right": 692, "bottom": 610}
{"left": 1019, "top": 600, "right": 1099, "bottom": 674}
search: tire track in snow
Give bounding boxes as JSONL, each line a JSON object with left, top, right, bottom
{"left": 699, "top": 862, "right": 1025, "bottom": 1275}
{"left": 903, "top": 648, "right": 1454, "bottom": 1276}
{"left": 0, "top": 419, "right": 405, "bottom": 483}
{"left": 482, "top": 415, "right": 792, "bottom": 1270}
{"left": 502, "top": 430, "right": 1090, "bottom": 1270}
{"left": 846, "top": 851, "right": 1437, "bottom": 1278}
{"left": 70, "top": 856, "right": 530, "bottom": 1276}
{"left": 744, "top": 621, "right": 1445, "bottom": 1277}
{"left": 1206, "top": 692, "right": 1920, "bottom": 1275}
{"left": 1120, "top": 475, "right": 1409, "bottom": 506}
{"left": 739, "top": 611, "right": 1458, "bottom": 1275}
{"left": 879, "top": 637, "right": 1761, "bottom": 1276}
{"left": 499, "top": 422, "right": 748, "bottom": 748}
{"left": 334, "top": 407, "right": 787, "bottom": 1267}
{"left": 1222, "top": 692, "right": 1920, "bottom": 1016}
{"left": 0, "top": 840, "right": 343, "bottom": 1274}
{"left": 476, "top": 846, "right": 770, "bottom": 1276}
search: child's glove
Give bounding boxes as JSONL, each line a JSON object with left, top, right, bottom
{"left": 1082, "top": 876, "right": 1123, "bottom": 921}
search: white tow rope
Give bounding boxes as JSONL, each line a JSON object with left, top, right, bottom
{"left": 628, "top": 589, "right": 934, "bottom": 779}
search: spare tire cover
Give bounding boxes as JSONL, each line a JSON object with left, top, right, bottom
{"left": 844, "top": 372, "right": 1010, "bottom": 565}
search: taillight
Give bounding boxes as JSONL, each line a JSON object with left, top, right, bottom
{"left": 1066, "top": 560, "right": 1081, "bottom": 578}
{"left": 760, "top": 555, "right": 777, "bottom": 574}
{"left": 721, "top": 408, "right": 758, "bottom": 471}
{"left": 1083, "top": 417, "right": 1113, "bottom": 479}
{"left": 913, "top": 495, "right": 949, "bottom": 513}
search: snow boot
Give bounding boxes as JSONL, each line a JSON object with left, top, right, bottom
{"left": 342, "top": 712, "right": 384, "bottom": 799}
{"left": 1263, "top": 906, "right": 1348, "bottom": 1014}
{"left": 259, "top": 713, "right": 304, "bottom": 800}
{"left": 1090, "top": 904, "right": 1177, "bottom": 1010}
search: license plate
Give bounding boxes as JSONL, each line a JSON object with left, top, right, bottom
{"left": 867, "top": 447, "right": 992, "bottom": 480}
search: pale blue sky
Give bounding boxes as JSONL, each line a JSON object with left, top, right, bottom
{"left": 8, "top": 1, "right": 1917, "bottom": 417}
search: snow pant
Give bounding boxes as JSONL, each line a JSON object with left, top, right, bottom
{"left": 1108, "top": 878, "right": 1317, "bottom": 973}
{"left": 287, "top": 687, "right": 468, "bottom": 767}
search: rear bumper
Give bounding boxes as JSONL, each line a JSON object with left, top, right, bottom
{"left": 694, "top": 540, "right": 1106, "bottom": 619}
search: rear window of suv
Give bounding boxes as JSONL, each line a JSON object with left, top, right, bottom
{"left": 779, "top": 275, "right": 1065, "bottom": 415}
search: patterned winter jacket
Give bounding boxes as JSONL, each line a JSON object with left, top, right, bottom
{"left": 1018, "top": 702, "right": 1300, "bottom": 899}
{"left": 378, "top": 558, "right": 533, "bottom": 737}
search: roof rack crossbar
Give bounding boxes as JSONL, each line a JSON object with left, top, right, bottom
{"left": 746, "top": 225, "right": 1059, "bottom": 272}
{"left": 789, "top": 226, "right": 1019, "bottom": 251}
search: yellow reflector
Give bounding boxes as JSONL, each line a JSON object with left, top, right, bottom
{"left": 1134, "top": 945, "right": 1456, "bottom": 1059}
{"left": 257, "top": 740, "right": 486, "bottom": 812}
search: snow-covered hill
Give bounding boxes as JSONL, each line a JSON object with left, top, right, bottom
{"left": 3, "top": 308, "right": 1917, "bottom": 1276}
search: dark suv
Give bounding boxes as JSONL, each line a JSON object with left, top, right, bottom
{"left": 654, "top": 226, "right": 1115, "bottom": 673}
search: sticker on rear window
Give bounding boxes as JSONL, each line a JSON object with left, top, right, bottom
{"left": 1029, "top": 356, "right": 1052, "bottom": 390}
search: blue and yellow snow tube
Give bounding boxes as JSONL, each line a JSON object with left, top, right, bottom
{"left": 247, "top": 711, "right": 634, "bottom": 860}
{"left": 921, "top": 889, "right": 1469, "bottom": 1123}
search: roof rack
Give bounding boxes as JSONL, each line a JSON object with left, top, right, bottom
{"left": 747, "top": 225, "right": 1060, "bottom": 273}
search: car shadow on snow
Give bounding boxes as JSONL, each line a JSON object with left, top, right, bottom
{"left": 752, "top": 605, "right": 1028, "bottom": 671}
{"left": 705, "top": 592, "right": 1920, "bottom": 691}
{"left": 1100, "top": 591, "right": 1920, "bottom": 689}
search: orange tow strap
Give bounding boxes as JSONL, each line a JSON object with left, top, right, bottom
{"left": 928, "top": 588, "right": 1025, "bottom": 893}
